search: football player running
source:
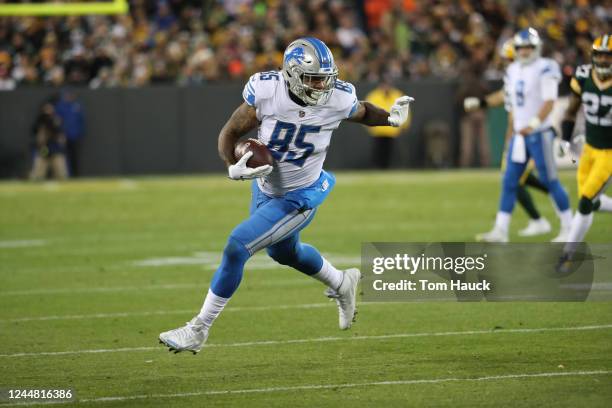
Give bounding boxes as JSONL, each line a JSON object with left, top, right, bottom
{"left": 159, "top": 37, "right": 414, "bottom": 354}
{"left": 466, "top": 39, "right": 552, "bottom": 238}
{"left": 477, "top": 28, "right": 571, "bottom": 243}
{"left": 556, "top": 35, "right": 612, "bottom": 274}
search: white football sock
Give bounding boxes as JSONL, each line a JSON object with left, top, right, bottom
{"left": 563, "top": 212, "right": 593, "bottom": 255}
{"left": 597, "top": 195, "right": 612, "bottom": 212}
{"left": 559, "top": 209, "right": 573, "bottom": 229}
{"left": 494, "top": 211, "right": 511, "bottom": 233}
{"left": 312, "top": 257, "right": 343, "bottom": 290}
{"left": 197, "top": 289, "right": 230, "bottom": 329}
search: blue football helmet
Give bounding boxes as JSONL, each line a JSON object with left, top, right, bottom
{"left": 513, "top": 28, "right": 542, "bottom": 65}
{"left": 281, "top": 37, "right": 338, "bottom": 106}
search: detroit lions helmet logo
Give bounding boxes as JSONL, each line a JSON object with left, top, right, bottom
{"left": 284, "top": 46, "right": 312, "bottom": 66}
{"left": 281, "top": 37, "right": 339, "bottom": 106}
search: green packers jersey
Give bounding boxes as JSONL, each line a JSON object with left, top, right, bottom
{"left": 570, "top": 64, "right": 612, "bottom": 149}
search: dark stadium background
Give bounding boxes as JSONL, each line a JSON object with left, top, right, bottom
{"left": 1, "top": 0, "right": 608, "bottom": 178}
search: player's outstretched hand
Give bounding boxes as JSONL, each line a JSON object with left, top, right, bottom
{"left": 228, "top": 151, "right": 273, "bottom": 180}
{"left": 388, "top": 96, "right": 414, "bottom": 127}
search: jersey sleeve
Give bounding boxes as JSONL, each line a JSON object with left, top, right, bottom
{"left": 539, "top": 59, "right": 562, "bottom": 82}
{"left": 242, "top": 71, "right": 280, "bottom": 109}
{"left": 335, "top": 80, "right": 359, "bottom": 119}
{"left": 570, "top": 64, "right": 590, "bottom": 96}
{"left": 242, "top": 74, "right": 259, "bottom": 107}
{"left": 539, "top": 59, "right": 561, "bottom": 101}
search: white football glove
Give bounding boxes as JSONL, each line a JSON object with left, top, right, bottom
{"left": 463, "top": 97, "right": 481, "bottom": 112}
{"left": 388, "top": 95, "right": 414, "bottom": 127}
{"left": 228, "top": 151, "right": 273, "bottom": 180}
{"left": 558, "top": 135, "right": 583, "bottom": 164}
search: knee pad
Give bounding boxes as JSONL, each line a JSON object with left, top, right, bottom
{"left": 223, "top": 236, "right": 250, "bottom": 263}
{"left": 578, "top": 196, "right": 593, "bottom": 215}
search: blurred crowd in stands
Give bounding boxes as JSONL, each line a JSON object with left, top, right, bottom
{"left": 0, "top": 0, "right": 610, "bottom": 90}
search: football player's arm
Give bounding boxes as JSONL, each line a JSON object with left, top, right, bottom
{"left": 348, "top": 96, "right": 414, "bottom": 127}
{"left": 464, "top": 89, "right": 504, "bottom": 112}
{"left": 536, "top": 99, "right": 555, "bottom": 122}
{"left": 518, "top": 100, "right": 555, "bottom": 136}
{"left": 561, "top": 88, "right": 582, "bottom": 142}
{"left": 347, "top": 101, "right": 390, "bottom": 126}
{"left": 519, "top": 75, "right": 557, "bottom": 136}
{"left": 218, "top": 102, "right": 259, "bottom": 167}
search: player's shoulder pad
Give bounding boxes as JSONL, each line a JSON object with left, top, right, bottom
{"left": 570, "top": 64, "right": 591, "bottom": 95}
{"left": 538, "top": 57, "right": 561, "bottom": 78}
{"left": 332, "top": 79, "right": 359, "bottom": 117}
{"left": 242, "top": 71, "right": 281, "bottom": 107}
{"left": 574, "top": 64, "right": 592, "bottom": 79}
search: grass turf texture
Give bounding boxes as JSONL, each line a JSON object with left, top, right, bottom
{"left": 0, "top": 170, "right": 610, "bottom": 407}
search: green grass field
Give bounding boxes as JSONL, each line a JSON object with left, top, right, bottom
{"left": 1, "top": 170, "right": 611, "bottom": 407}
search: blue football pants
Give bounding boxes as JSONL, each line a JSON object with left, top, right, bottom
{"left": 210, "top": 182, "right": 324, "bottom": 298}
{"left": 500, "top": 129, "right": 569, "bottom": 214}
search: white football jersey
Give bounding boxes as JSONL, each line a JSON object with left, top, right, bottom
{"left": 242, "top": 71, "right": 358, "bottom": 196}
{"left": 504, "top": 57, "right": 561, "bottom": 132}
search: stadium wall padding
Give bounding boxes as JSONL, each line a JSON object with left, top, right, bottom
{"left": 0, "top": 81, "right": 462, "bottom": 178}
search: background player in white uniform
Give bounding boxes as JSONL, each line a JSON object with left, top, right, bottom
{"left": 159, "top": 37, "right": 413, "bottom": 354}
{"left": 466, "top": 39, "right": 552, "bottom": 238}
{"left": 477, "top": 28, "right": 572, "bottom": 243}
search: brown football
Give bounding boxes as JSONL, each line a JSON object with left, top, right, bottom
{"left": 234, "top": 138, "right": 274, "bottom": 168}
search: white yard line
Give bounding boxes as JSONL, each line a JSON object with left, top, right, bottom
{"left": 118, "top": 179, "right": 138, "bottom": 190}
{"left": 561, "top": 282, "right": 612, "bottom": 290}
{"left": 1, "top": 324, "right": 610, "bottom": 358}
{"left": 0, "top": 240, "right": 47, "bottom": 249}
{"left": 0, "top": 279, "right": 317, "bottom": 296}
{"left": 1, "top": 370, "right": 610, "bottom": 406}
{"left": 42, "top": 182, "right": 59, "bottom": 192}
{"left": 132, "top": 251, "right": 360, "bottom": 269}
{"left": 1, "top": 303, "right": 336, "bottom": 323}
{"left": 0, "top": 284, "right": 197, "bottom": 296}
